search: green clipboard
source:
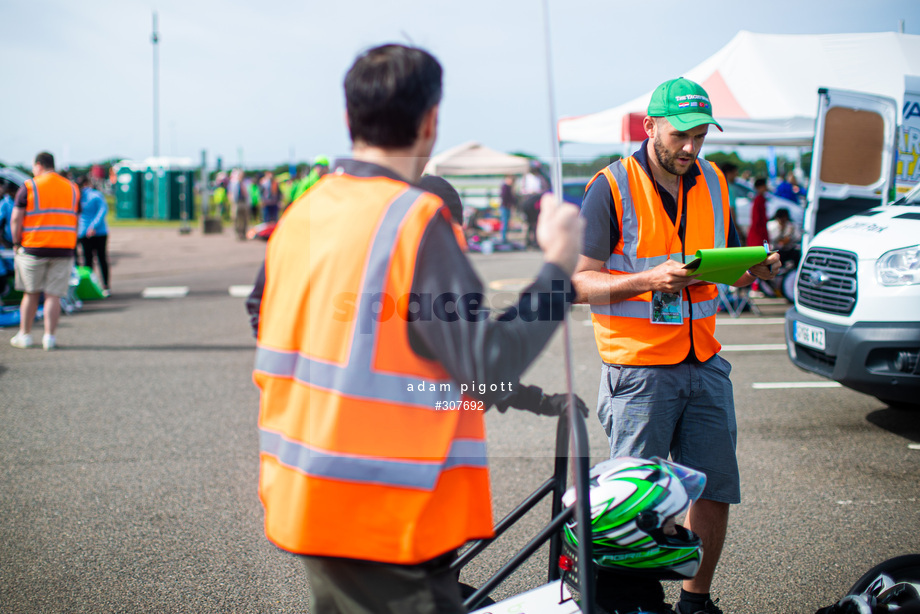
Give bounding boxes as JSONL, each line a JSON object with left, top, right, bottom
{"left": 683, "top": 246, "right": 769, "bottom": 285}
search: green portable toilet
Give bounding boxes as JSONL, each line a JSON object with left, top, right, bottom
{"left": 142, "top": 167, "right": 165, "bottom": 219}
{"left": 141, "top": 163, "right": 197, "bottom": 221}
{"left": 114, "top": 165, "right": 143, "bottom": 219}
{"left": 167, "top": 169, "right": 195, "bottom": 221}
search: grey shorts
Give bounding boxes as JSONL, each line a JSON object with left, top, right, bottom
{"left": 596, "top": 355, "right": 740, "bottom": 504}
{"left": 14, "top": 253, "right": 74, "bottom": 297}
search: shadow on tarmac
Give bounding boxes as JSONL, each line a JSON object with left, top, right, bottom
{"left": 866, "top": 407, "right": 920, "bottom": 442}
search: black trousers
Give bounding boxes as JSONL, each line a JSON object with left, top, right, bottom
{"left": 595, "top": 569, "right": 669, "bottom": 613}
{"left": 302, "top": 551, "right": 465, "bottom": 614}
{"left": 79, "top": 235, "right": 109, "bottom": 288}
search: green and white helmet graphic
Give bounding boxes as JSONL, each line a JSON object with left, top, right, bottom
{"left": 562, "top": 457, "right": 706, "bottom": 579}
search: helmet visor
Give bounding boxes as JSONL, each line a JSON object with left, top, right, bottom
{"left": 653, "top": 457, "right": 706, "bottom": 502}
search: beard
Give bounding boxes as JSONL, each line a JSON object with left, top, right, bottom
{"left": 653, "top": 135, "right": 695, "bottom": 176}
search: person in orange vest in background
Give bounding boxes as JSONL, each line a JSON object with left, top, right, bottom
{"left": 9, "top": 151, "right": 80, "bottom": 351}
{"left": 572, "top": 78, "right": 780, "bottom": 614}
{"left": 247, "top": 43, "right": 584, "bottom": 613}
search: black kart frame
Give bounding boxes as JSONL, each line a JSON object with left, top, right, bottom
{"left": 453, "top": 405, "right": 597, "bottom": 613}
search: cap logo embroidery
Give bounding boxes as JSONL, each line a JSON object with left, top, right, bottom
{"left": 674, "top": 94, "right": 710, "bottom": 102}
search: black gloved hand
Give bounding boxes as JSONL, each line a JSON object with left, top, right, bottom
{"left": 537, "top": 393, "right": 590, "bottom": 418}
{"left": 495, "top": 385, "right": 590, "bottom": 418}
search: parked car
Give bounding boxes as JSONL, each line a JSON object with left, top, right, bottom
{"left": 0, "top": 166, "right": 29, "bottom": 193}
{"left": 732, "top": 179, "right": 804, "bottom": 236}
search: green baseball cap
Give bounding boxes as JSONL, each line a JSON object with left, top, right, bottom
{"left": 647, "top": 77, "right": 723, "bottom": 132}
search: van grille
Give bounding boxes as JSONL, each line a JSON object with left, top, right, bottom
{"left": 797, "top": 248, "right": 858, "bottom": 316}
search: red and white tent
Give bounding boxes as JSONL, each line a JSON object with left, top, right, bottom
{"left": 557, "top": 31, "right": 920, "bottom": 147}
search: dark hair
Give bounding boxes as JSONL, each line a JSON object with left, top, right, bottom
{"left": 75, "top": 175, "right": 90, "bottom": 188}
{"left": 754, "top": 178, "right": 767, "bottom": 189}
{"left": 34, "top": 151, "right": 55, "bottom": 170}
{"left": 720, "top": 162, "right": 738, "bottom": 174}
{"left": 344, "top": 44, "right": 442, "bottom": 148}
{"left": 773, "top": 207, "right": 790, "bottom": 220}
{"left": 418, "top": 175, "right": 462, "bottom": 224}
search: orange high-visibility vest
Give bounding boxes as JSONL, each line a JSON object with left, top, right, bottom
{"left": 588, "top": 156, "right": 730, "bottom": 366}
{"left": 22, "top": 172, "right": 79, "bottom": 250}
{"left": 253, "top": 172, "right": 492, "bottom": 565}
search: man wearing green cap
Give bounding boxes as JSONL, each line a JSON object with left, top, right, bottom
{"left": 572, "top": 77, "right": 779, "bottom": 614}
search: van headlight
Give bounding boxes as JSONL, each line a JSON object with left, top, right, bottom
{"left": 876, "top": 245, "right": 920, "bottom": 286}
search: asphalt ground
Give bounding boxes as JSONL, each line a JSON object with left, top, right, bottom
{"left": 1, "top": 226, "right": 918, "bottom": 613}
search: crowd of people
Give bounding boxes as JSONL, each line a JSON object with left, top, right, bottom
{"left": 717, "top": 162, "right": 804, "bottom": 296}
{"left": 208, "top": 156, "right": 330, "bottom": 240}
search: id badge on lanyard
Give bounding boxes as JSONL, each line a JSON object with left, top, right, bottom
{"left": 651, "top": 290, "right": 683, "bottom": 325}
{"left": 650, "top": 177, "right": 685, "bottom": 326}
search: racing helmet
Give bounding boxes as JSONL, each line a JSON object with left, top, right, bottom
{"left": 562, "top": 456, "right": 706, "bottom": 580}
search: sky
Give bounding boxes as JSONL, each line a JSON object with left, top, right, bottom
{"left": 1, "top": 0, "right": 918, "bottom": 168}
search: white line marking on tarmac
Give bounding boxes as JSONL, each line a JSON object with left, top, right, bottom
{"left": 909, "top": 444, "right": 920, "bottom": 450}
{"left": 716, "top": 317, "right": 786, "bottom": 325}
{"left": 721, "top": 344, "right": 786, "bottom": 352}
{"left": 141, "top": 286, "right": 189, "bottom": 299}
{"left": 752, "top": 381, "right": 842, "bottom": 389}
{"left": 229, "top": 285, "right": 254, "bottom": 298}
{"left": 836, "top": 498, "right": 917, "bottom": 506}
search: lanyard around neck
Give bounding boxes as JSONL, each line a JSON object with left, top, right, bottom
{"left": 652, "top": 175, "right": 684, "bottom": 256}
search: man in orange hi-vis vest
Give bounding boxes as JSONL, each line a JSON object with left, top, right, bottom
{"left": 247, "top": 44, "right": 585, "bottom": 613}
{"left": 9, "top": 151, "right": 80, "bottom": 351}
{"left": 572, "top": 79, "right": 781, "bottom": 614}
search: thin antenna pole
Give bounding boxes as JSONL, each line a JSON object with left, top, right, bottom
{"left": 152, "top": 11, "right": 160, "bottom": 158}
{"left": 540, "top": 1, "right": 595, "bottom": 609}
{"left": 541, "top": 0, "right": 563, "bottom": 197}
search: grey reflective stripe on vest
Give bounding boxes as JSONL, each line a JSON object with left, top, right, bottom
{"left": 23, "top": 225, "right": 76, "bottom": 233}
{"left": 253, "top": 186, "right": 461, "bottom": 409}
{"left": 694, "top": 296, "right": 719, "bottom": 319}
{"left": 604, "top": 251, "right": 684, "bottom": 272}
{"left": 607, "top": 162, "right": 640, "bottom": 271}
{"left": 28, "top": 180, "right": 40, "bottom": 212}
{"left": 590, "top": 294, "right": 720, "bottom": 320}
{"left": 259, "top": 429, "right": 488, "bottom": 491}
{"left": 253, "top": 346, "right": 458, "bottom": 407}
{"left": 698, "top": 160, "right": 727, "bottom": 249}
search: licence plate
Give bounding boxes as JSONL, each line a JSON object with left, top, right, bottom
{"left": 795, "top": 321, "right": 826, "bottom": 351}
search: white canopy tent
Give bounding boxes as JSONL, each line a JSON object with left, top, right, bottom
{"left": 558, "top": 31, "right": 920, "bottom": 147}
{"left": 423, "top": 141, "right": 530, "bottom": 176}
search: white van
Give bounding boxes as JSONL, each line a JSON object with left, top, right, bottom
{"left": 784, "top": 88, "right": 920, "bottom": 408}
